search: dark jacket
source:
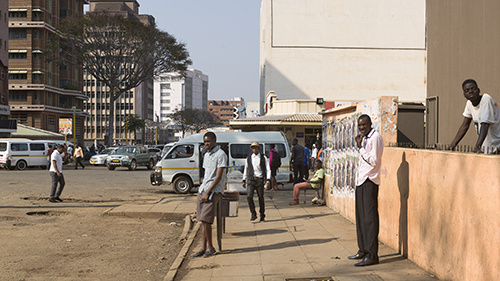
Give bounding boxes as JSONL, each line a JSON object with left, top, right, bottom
{"left": 245, "top": 153, "right": 268, "bottom": 181}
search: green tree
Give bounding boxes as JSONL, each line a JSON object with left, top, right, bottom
{"left": 52, "top": 13, "right": 191, "bottom": 146}
{"left": 169, "top": 109, "right": 221, "bottom": 137}
{"left": 124, "top": 114, "right": 145, "bottom": 144}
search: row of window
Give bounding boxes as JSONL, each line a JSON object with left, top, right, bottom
{"left": 8, "top": 10, "right": 43, "bottom": 19}
{"left": 160, "top": 106, "right": 171, "bottom": 111}
{"left": 161, "top": 99, "right": 170, "bottom": 104}
{"left": 84, "top": 104, "right": 134, "bottom": 110}
{"left": 8, "top": 73, "right": 42, "bottom": 81}
{"left": 84, "top": 93, "right": 134, "bottom": 99}
{"left": 9, "top": 29, "right": 40, "bottom": 40}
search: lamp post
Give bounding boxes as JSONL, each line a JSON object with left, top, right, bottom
{"left": 71, "top": 106, "right": 76, "bottom": 146}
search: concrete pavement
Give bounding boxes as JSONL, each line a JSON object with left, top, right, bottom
{"left": 107, "top": 184, "right": 438, "bottom": 281}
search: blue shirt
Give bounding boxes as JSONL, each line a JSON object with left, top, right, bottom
{"left": 199, "top": 146, "right": 227, "bottom": 194}
{"left": 303, "top": 147, "right": 310, "bottom": 166}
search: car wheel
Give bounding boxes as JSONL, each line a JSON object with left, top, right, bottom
{"left": 173, "top": 176, "right": 193, "bottom": 194}
{"left": 107, "top": 165, "right": 116, "bottom": 170}
{"left": 16, "top": 160, "right": 28, "bottom": 171}
{"left": 147, "top": 159, "right": 154, "bottom": 170}
{"left": 128, "top": 160, "right": 137, "bottom": 171}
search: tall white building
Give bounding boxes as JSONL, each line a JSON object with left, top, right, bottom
{"left": 154, "top": 69, "right": 208, "bottom": 123}
{"left": 260, "top": 0, "right": 427, "bottom": 112}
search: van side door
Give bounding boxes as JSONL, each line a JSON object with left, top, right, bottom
{"left": 164, "top": 144, "right": 198, "bottom": 184}
{"left": 29, "top": 142, "right": 47, "bottom": 166}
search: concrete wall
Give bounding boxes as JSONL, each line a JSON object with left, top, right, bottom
{"left": 427, "top": 0, "right": 500, "bottom": 146}
{"left": 260, "top": 0, "right": 427, "bottom": 112}
{"left": 325, "top": 147, "right": 500, "bottom": 281}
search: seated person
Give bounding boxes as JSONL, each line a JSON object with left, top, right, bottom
{"left": 175, "top": 145, "right": 193, "bottom": 158}
{"left": 289, "top": 160, "right": 324, "bottom": 205}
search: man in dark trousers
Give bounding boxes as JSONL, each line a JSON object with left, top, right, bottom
{"left": 349, "top": 114, "right": 384, "bottom": 266}
{"left": 242, "top": 142, "right": 271, "bottom": 222}
{"left": 290, "top": 138, "right": 305, "bottom": 184}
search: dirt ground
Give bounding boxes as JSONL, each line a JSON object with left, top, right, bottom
{"left": 0, "top": 165, "right": 189, "bottom": 280}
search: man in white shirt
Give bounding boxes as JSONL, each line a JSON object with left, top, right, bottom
{"left": 242, "top": 142, "right": 271, "bottom": 222}
{"left": 449, "top": 79, "right": 500, "bottom": 153}
{"left": 348, "top": 114, "right": 384, "bottom": 266}
{"left": 49, "top": 145, "right": 66, "bottom": 203}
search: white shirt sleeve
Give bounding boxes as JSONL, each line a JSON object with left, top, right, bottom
{"left": 242, "top": 158, "right": 248, "bottom": 180}
{"left": 463, "top": 101, "right": 472, "bottom": 118}
{"left": 264, "top": 156, "right": 271, "bottom": 179}
{"left": 479, "top": 94, "right": 500, "bottom": 124}
{"left": 359, "top": 134, "right": 384, "bottom": 167}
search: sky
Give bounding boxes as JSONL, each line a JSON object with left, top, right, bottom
{"left": 136, "top": 0, "right": 261, "bottom": 103}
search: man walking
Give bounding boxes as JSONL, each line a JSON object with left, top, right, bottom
{"left": 290, "top": 138, "right": 305, "bottom": 184}
{"left": 348, "top": 114, "right": 384, "bottom": 266}
{"left": 191, "top": 132, "right": 227, "bottom": 258}
{"left": 242, "top": 142, "right": 271, "bottom": 222}
{"left": 49, "top": 145, "right": 66, "bottom": 203}
{"left": 74, "top": 144, "right": 85, "bottom": 169}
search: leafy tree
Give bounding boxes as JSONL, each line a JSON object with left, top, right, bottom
{"left": 124, "top": 114, "right": 145, "bottom": 144}
{"left": 169, "top": 109, "right": 221, "bottom": 137}
{"left": 53, "top": 13, "right": 191, "bottom": 146}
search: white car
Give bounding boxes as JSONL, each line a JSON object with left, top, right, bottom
{"left": 89, "top": 147, "right": 117, "bottom": 166}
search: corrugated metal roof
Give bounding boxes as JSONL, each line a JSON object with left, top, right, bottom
{"left": 231, "top": 113, "right": 322, "bottom": 123}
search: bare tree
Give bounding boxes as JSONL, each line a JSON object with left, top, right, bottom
{"left": 53, "top": 13, "right": 191, "bottom": 145}
{"left": 169, "top": 109, "right": 221, "bottom": 137}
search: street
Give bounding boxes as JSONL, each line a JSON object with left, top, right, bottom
{"left": 0, "top": 164, "right": 188, "bottom": 280}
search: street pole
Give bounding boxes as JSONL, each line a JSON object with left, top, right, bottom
{"left": 71, "top": 106, "right": 76, "bottom": 146}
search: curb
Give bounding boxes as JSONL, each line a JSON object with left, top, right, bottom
{"left": 164, "top": 218, "right": 200, "bottom": 281}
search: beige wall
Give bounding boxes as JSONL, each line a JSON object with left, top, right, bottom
{"left": 325, "top": 147, "right": 500, "bottom": 281}
{"left": 427, "top": 0, "right": 500, "bottom": 146}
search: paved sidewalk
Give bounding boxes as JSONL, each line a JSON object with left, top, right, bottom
{"left": 173, "top": 186, "right": 438, "bottom": 281}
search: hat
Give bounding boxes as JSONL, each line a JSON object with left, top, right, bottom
{"left": 250, "top": 142, "right": 259, "bottom": 148}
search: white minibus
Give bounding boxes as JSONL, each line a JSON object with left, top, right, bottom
{"left": 151, "top": 132, "right": 292, "bottom": 193}
{"left": 0, "top": 138, "right": 49, "bottom": 170}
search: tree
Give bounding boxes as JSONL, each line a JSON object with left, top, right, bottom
{"left": 169, "top": 109, "right": 221, "bottom": 137}
{"left": 53, "top": 13, "right": 191, "bottom": 146}
{"left": 124, "top": 114, "right": 145, "bottom": 144}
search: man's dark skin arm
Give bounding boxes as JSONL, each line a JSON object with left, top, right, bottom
{"left": 449, "top": 117, "right": 472, "bottom": 150}
{"left": 201, "top": 167, "right": 225, "bottom": 202}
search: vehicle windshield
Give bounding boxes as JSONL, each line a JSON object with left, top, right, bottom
{"left": 114, "top": 147, "right": 135, "bottom": 154}
{"left": 101, "top": 148, "right": 115, "bottom": 155}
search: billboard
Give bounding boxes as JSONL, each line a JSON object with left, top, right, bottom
{"left": 59, "top": 118, "right": 72, "bottom": 135}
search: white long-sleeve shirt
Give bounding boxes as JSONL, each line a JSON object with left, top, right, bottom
{"left": 243, "top": 153, "right": 271, "bottom": 180}
{"left": 356, "top": 129, "right": 384, "bottom": 186}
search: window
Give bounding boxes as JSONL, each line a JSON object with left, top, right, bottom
{"left": 9, "top": 11, "right": 27, "bottom": 18}
{"left": 11, "top": 143, "right": 28, "bottom": 151}
{"left": 33, "top": 73, "right": 42, "bottom": 81}
{"left": 30, "top": 143, "right": 45, "bottom": 151}
{"left": 0, "top": 142, "right": 6, "bottom": 152}
{"left": 264, "top": 144, "right": 286, "bottom": 158}
{"left": 230, "top": 144, "right": 263, "bottom": 159}
{"left": 9, "top": 73, "right": 27, "bottom": 80}
{"left": 33, "top": 29, "right": 40, "bottom": 39}
{"left": 160, "top": 83, "right": 171, "bottom": 90}
{"left": 32, "top": 53, "right": 41, "bottom": 60}
{"left": 9, "top": 29, "right": 27, "bottom": 39}
{"left": 166, "top": 145, "right": 194, "bottom": 159}
{"left": 161, "top": 92, "right": 170, "bottom": 96}
{"left": 9, "top": 53, "right": 27, "bottom": 59}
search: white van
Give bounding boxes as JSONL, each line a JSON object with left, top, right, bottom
{"left": 0, "top": 138, "right": 49, "bottom": 170}
{"left": 150, "top": 132, "right": 292, "bottom": 193}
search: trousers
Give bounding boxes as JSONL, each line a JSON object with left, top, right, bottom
{"left": 293, "top": 162, "right": 305, "bottom": 184}
{"left": 50, "top": 172, "right": 65, "bottom": 199}
{"left": 247, "top": 178, "right": 265, "bottom": 218}
{"left": 355, "top": 179, "right": 379, "bottom": 260}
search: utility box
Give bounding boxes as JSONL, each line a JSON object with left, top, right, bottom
{"left": 221, "top": 191, "right": 239, "bottom": 217}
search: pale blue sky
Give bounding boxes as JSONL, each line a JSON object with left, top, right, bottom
{"left": 139, "top": 1, "right": 261, "bottom": 102}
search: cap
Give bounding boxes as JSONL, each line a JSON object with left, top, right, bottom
{"left": 250, "top": 142, "right": 259, "bottom": 148}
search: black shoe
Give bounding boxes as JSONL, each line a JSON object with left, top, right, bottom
{"left": 55, "top": 197, "right": 63, "bottom": 202}
{"left": 348, "top": 251, "right": 367, "bottom": 260}
{"left": 49, "top": 198, "right": 58, "bottom": 203}
{"left": 82, "top": 166, "right": 85, "bottom": 169}
{"left": 250, "top": 214, "right": 257, "bottom": 221}
{"left": 354, "top": 256, "right": 379, "bottom": 266}
{"left": 259, "top": 217, "right": 265, "bottom": 222}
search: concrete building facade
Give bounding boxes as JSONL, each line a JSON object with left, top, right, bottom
{"left": 153, "top": 69, "right": 208, "bottom": 123}
{"left": 0, "top": 2, "right": 9, "bottom": 119}
{"left": 259, "top": 0, "right": 427, "bottom": 112}
{"left": 83, "top": 0, "right": 154, "bottom": 145}
{"left": 8, "top": 0, "right": 88, "bottom": 140}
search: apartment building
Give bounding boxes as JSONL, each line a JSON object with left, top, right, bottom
{"left": 8, "top": 0, "right": 88, "bottom": 139}
{"left": 208, "top": 98, "right": 245, "bottom": 126}
{"left": 153, "top": 69, "right": 208, "bottom": 123}
{"left": 0, "top": 3, "right": 9, "bottom": 119}
{"left": 83, "top": 0, "right": 154, "bottom": 144}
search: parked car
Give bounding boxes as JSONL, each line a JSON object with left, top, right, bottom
{"left": 89, "top": 147, "right": 118, "bottom": 166}
{"left": 106, "top": 146, "right": 157, "bottom": 170}
{"left": 147, "top": 148, "right": 162, "bottom": 159}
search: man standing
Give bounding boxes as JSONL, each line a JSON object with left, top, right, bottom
{"left": 242, "top": 142, "right": 271, "bottom": 222}
{"left": 73, "top": 144, "right": 85, "bottom": 169}
{"left": 268, "top": 144, "right": 281, "bottom": 191}
{"left": 46, "top": 146, "right": 54, "bottom": 170}
{"left": 49, "top": 145, "right": 66, "bottom": 203}
{"left": 191, "top": 132, "right": 227, "bottom": 258}
{"left": 349, "top": 114, "right": 384, "bottom": 266}
{"left": 290, "top": 138, "right": 305, "bottom": 184}
{"left": 67, "top": 145, "right": 73, "bottom": 164}
{"left": 449, "top": 79, "right": 500, "bottom": 153}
